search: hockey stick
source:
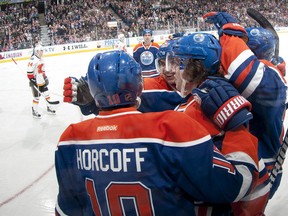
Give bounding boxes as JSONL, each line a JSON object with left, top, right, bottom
{"left": 31, "top": 84, "right": 60, "bottom": 105}
{"left": 247, "top": 8, "right": 285, "bottom": 186}
{"left": 12, "top": 58, "right": 60, "bottom": 105}
{"left": 246, "top": 8, "right": 279, "bottom": 62}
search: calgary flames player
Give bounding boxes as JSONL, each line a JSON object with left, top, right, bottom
{"left": 27, "top": 44, "right": 56, "bottom": 118}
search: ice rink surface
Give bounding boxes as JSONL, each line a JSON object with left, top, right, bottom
{"left": 0, "top": 38, "right": 288, "bottom": 215}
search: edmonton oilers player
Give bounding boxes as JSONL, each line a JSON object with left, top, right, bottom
{"left": 203, "top": 12, "right": 287, "bottom": 199}
{"left": 133, "top": 29, "right": 160, "bottom": 77}
{"left": 169, "top": 32, "right": 269, "bottom": 215}
{"left": 55, "top": 50, "right": 259, "bottom": 216}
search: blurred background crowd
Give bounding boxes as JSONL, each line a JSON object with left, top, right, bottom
{"left": 0, "top": 0, "right": 287, "bottom": 52}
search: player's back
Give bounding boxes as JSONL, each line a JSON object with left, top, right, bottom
{"left": 55, "top": 107, "right": 257, "bottom": 215}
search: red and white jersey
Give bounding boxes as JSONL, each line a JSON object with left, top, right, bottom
{"left": 114, "top": 40, "right": 127, "bottom": 52}
{"left": 27, "top": 54, "right": 46, "bottom": 86}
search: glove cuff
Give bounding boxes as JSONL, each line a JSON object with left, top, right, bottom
{"left": 213, "top": 95, "right": 252, "bottom": 130}
{"left": 220, "top": 23, "right": 247, "bottom": 37}
{"left": 225, "top": 108, "right": 253, "bottom": 131}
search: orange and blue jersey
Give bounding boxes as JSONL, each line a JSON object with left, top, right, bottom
{"left": 133, "top": 42, "right": 160, "bottom": 77}
{"left": 180, "top": 97, "right": 270, "bottom": 216}
{"left": 55, "top": 107, "right": 258, "bottom": 216}
{"left": 219, "top": 35, "right": 287, "bottom": 198}
{"left": 143, "top": 75, "right": 174, "bottom": 90}
{"left": 138, "top": 75, "right": 187, "bottom": 113}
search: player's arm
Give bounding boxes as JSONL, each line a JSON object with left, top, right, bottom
{"left": 192, "top": 77, "right": 252, "bottom": 131}
{"left": 132, "top": 44, "right": 141, "bottom": 62}
{"left": 272, "top": 56, "right": 286, "bottom": 76}
{"left": 27, "top": 59, "right": 37, "bottom": 86}
{"left": 203, "top": 12, "right": 286, "bottom": 100}
{"left": 164, "top": 112, "right": 258, "bottom": 203}
{"left": 139, "top": 90, "right": 183, "bottom": 112}
{"left": 55, "top": 140, "right": 86, "bottom": 215}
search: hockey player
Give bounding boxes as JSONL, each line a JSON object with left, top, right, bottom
{"left": 114, "top": 33, "right": 127, "bottom": 52}
{"left": 202, "top": 12, "right": 287, "bottom": 199}
{"left": 133, "top": 29, "right": 160, "bottom": 77}
{"left": 63, "top": 38, "right": 185, "bottom": 114}
{"left": 144, "top": 39, "right": 177, "bottom": 90}
{"left": 138, "top": 38, "right": 187, "bottom": 113}
{"left": 27, "top": 45, "right": 56, "bottom": 118}
{"left": 246, "top": 27, "right": 286, "bottom": 76}
{"left": 167, "top": 32, "right": 270, "bottom": 215}
{"left": 55, "top": 50, "right": 260, "bottom": 216}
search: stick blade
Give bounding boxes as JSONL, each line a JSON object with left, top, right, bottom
{"left": 47, "top": 100, "right": 60, "bottom": 105}
{"left": 246, "top": 8, "right": 275, "bottom": 34}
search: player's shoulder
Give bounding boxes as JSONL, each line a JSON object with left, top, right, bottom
{"left": 143, "top": 76, "right": 165, "bottom": 90}
{"left": 148, "top": 110, "right": 211, "bottom": 141}
{"left": 151, "top": 42, "right": 160, "bottom": 48}
{"left": 152, "top": 109, "right": 207, "bottom": 128}
{"left": 58, "top": 118, "right": 95, "bottom": 142}
{"left": 133, "top": 43, "right": 143, "bottom": 51}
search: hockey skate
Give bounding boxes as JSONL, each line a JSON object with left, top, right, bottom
{"left": 32, "top": 107, "right": 41, "bottom": 119}
{"left": 47, "top": 106, "right": 56, "bottom": 115}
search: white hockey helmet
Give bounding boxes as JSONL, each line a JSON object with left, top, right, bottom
{"left": 118, "top": 33, "right": 125, "bottom": 42}
{"left": 34, "top": 45, "right": 44, "bottom": 57}
{"left": 34, "top": 44, "right": 44, "bottom": 52}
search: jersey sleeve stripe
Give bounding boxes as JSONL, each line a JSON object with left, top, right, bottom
{"left": 240, "top": 62, "right": 264, "bottom": 98}
{"left": 226, "top": 49, "right": 254, "bottom": 80}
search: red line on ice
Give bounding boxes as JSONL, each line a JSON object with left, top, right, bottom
{"left": 0, "top": 164, "right": 54, "bottom": 207}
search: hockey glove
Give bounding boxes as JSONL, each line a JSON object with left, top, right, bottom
{"left": 192, "top": 77, "right": 253, "bottom": 131}
{"left": 203, "top": 12, "right": 247, "bottom": 38}
{"left": 29, "top": 78, "right": 37, "bottom": 87}
{"left": 271, "top": 56, "right": 286, "bottom": 76}
{"left": 63, "top": 76, "right": 94, "bottom": 106}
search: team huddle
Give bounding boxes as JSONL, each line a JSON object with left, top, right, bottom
{"left": 40, "top": 11, "right": 287, "bottom": 216}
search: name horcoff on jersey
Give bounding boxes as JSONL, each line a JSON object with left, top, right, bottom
{"left": 76, "top": 148, "right": 148, "bottom": 172}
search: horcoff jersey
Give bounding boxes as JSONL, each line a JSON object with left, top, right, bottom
{"left": 55, "top": 107, "right": 259, "bottom": 216}
{"left": 27, "top": 54, "right": 46, "bottom": 86}
{"left": 220, "top": 35, "right": 287, "bottom": 166}
{"left": 133, "top": 42, "right": 160, "bottom": 77}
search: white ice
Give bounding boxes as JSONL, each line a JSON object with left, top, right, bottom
{"left": 0, "top": 39, "right": 287, "bottom": 215}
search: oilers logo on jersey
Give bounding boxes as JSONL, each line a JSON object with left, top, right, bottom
{"left": 140, "top": 51, "right": 154, "bottom": 65}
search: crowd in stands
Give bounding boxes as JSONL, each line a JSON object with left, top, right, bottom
{"left": 0, "top": 2, "right": 40, "bottom": 52}
{"left": 1, "top": 0, "right": 288, "bottom": 52}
